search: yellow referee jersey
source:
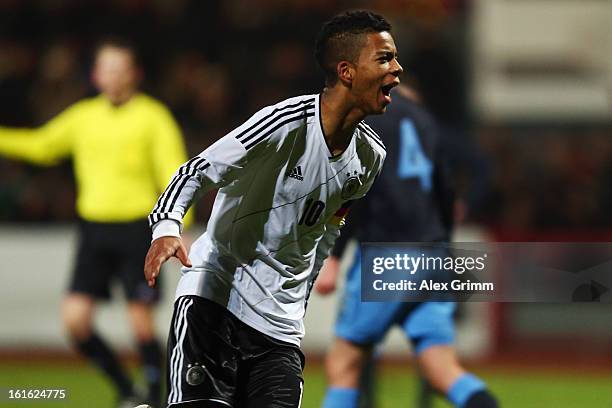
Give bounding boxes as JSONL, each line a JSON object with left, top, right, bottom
{"left": 0, "top": 93, "right": 193, "bottom": 225}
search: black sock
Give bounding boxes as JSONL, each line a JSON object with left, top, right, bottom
{"left": 75, "top": 332, "right": 134, "bottom": 397}
{"left": 138, "top": 339, "right": 163, "bottom": 405}
{"left": 465, "top": 390, "right": 499, "bottom": 408}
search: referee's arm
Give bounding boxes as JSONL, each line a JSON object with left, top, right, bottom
{"left": 0, "top": 105, "right": 77, "bottom": 165}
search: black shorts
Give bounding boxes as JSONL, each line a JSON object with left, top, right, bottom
{"left": 69, "top": 219, "right": 160, "bottom": 303}
{"left": 166, "top": 296, "right": 305, "bottom": 408}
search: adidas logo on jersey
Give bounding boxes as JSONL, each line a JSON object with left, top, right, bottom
{"left": 288, "top": 166, "right": 304, "bottom": 181}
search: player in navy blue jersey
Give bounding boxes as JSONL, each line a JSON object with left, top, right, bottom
{"left": 316, "top": 84, "right": 498, "bottom": 408}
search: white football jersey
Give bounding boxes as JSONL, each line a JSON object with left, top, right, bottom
{"left": 150, "top": 93, "right": 386, "bottom": 345}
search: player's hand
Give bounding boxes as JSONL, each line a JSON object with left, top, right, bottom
{"left": 144, "top": 236, "right": 192, "bottom": 287}
{"left": 315, "top": 256, "right": 341, "bottom": 295}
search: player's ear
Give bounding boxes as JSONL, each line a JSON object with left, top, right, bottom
{"left": 337, "top": 61, "right": 355, "bottom": 86}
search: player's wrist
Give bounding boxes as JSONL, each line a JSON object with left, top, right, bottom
{"left": 151, "top": 219, "right": 181, "bottom": 241}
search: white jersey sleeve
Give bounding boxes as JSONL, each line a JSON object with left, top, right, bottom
{"left": 148, "top": 97, "right": 315, "bottom": 236}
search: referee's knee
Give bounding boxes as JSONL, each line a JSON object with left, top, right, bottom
{"left": 127, "top": 302, "right": 157, "bottom": 342}
{"left": 62, "top": 294, "right": 95, "bottom": 340}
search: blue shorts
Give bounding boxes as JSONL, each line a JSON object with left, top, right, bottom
{"left": 335, "top": 249, "right": 456, "bottom": 354}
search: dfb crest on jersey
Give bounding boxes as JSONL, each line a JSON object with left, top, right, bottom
{"left": 341, "top": 170, "right": 363, "bottom": 200}
{"left": 186, "top": 363, "right": 206, "bottom": 386}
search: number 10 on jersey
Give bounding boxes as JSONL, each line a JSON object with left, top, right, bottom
{"left": 298, "top": 199, "right": 325, "bottom": 226}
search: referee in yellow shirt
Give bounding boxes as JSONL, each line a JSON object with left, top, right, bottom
{"left": 0, "top": 38, "right": 191, "bottom": 407}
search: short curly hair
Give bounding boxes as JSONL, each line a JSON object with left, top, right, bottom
{"left": 315, "top": 10, "right": 392, "bottom": 86}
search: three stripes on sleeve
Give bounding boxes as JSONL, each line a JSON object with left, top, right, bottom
{"left": 148, "top": 96, "right": 316, "bottom": 227}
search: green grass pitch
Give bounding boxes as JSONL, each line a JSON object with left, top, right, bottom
{"left": 0, "top": 362, "right": 611, "bottom": 407}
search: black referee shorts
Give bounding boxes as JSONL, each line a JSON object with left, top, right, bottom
{"left": 69, "top": 219, "right": 160, "bottom": 303}
{"left": 166, "top": 296, "right": 305, "bottom": 408}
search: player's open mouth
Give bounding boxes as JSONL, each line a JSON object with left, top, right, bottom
{"left": 381, "top": 81, "right": 399, "bottom": 103}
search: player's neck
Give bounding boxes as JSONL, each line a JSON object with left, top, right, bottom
{"left": 320, "top": 88, "right": 365, "bottom": 155}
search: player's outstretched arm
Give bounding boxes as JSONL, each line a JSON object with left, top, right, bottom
{"left": 144, "top": 236, "right": 192, "bottom": 287}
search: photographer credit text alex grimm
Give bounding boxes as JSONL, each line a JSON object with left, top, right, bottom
{"left": 368, "top": 252, "right": 495, "bottom": 295}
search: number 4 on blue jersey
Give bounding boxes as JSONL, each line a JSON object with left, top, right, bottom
{"left": 397, "top": 118, "right": 433, "bottom": 192}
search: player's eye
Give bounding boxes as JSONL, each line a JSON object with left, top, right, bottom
{"left": 378, "top": 53, "right": 394, "bottom": 63}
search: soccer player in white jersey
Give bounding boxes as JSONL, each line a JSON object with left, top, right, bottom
{"left": 144, "top": 10, "right": 402, "bottom": 408}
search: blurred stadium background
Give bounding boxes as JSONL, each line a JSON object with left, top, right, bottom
{"left": 0, "top": 0, "right": 611, "bottom": 407}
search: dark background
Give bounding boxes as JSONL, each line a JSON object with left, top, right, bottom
{"left": 1, "top": 0, "right": 609, "bottom": 230}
